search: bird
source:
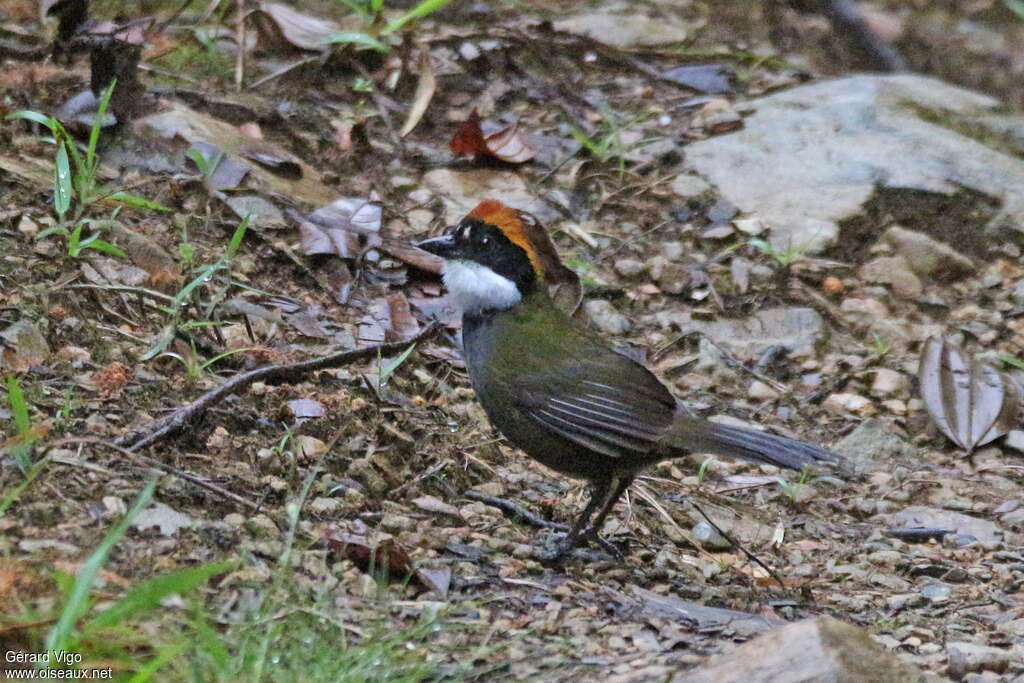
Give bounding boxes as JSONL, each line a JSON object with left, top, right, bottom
{"left": 418, "top": 199, "right": 843, "bottom": 559}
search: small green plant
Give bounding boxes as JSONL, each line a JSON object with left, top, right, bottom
{"left": 870, "top": 332, "right": 891, "bottom": 358}
{"left": 747, "top": 238, "right": 808, "bottom": 267}
{"left": 143, "top": 217, "right": 250, "bottom": 361}
{"left": 776, "top": 467, "right": 811, "bottom": 503}
{"left": 6, "top": 81, "right": 169, "bottom": 258}
{"left": 185, "top": 146, "right": 225, "bottom": 183}
{"left": 570, "top": 110, "right": 655, "bottom": 178}
{"left": 326, "top": 0, "right": 456, "bottom": 51}
{"left": 696, "top": 455, "right": 716, "bottom": 486}
{"left": 1000, "top": 353, "right": 1024, "bottom": 370}
{"left": 377, "top": 343, "right": 417, "bottom": 388}
{"left": 5, "top": 376, "right": 39, "bottom": 470}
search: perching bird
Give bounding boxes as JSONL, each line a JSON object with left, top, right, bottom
{"left": 419, "top": 200, "right": 842, "bottom": 559}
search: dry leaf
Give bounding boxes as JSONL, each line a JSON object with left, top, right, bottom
{"left": 400, "top": 50, "right": 435, "bottom": 137}
{"left": 919, "top": 336, "right": 1021, "bottom": 453}
{"left": 450, "top": 109, "right": 536, "bottom": 163}
{"left": 251, "top": 2, "right": 339, "bottom": 51}
{"left": 298, "top": 198, "right": 382, "bottom": 258}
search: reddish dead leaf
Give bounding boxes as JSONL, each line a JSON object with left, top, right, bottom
{"left": 91, "top": 361, "right": 134, "bottom": 397}
{"left": 379, "top": 238, "right": 442, "bottom": 274}
{"left": 326, "top": 531, "right": 414, "bottom": 577}
{"left": 386, "top": 293, "right": 420, "bottom": 338}
{"left": 919, "top": 336, "right": 1021, "bottom": 453}
{"left": 450, "top": 109, "right": 536, "bottom": 163}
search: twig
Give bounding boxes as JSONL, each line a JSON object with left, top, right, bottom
{"left": 49, "top": 437, "right": 261, "bottom": 511}
{"left": 249, "top": 54, "right": 323, "bottom": 89}
{"left": 688, "top": 500, "right": 785, "bottom": 590}
{"left": 463, "top": 490, "right": 569, "bottom": 532}
{"left": 118, "top": 324, "right": 439, "bottom": 452}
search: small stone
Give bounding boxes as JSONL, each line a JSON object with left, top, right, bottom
{"left": 946, "top": 641, "right": 1013, "bottom": 678}
{"left": 920, "top": 582, "right": 951, "bottom": 602}
{"left": 585, "top": 299, "right": 631, "bottom": 335}
{"left": 380, "top": 513, "right": 416, "bottom": 533}
{"left": 871, "top": 368, "right": 908, "bottom": 397}
{"left": 669, "top": 174, "right": 711, "bottom": 199}
{"left": 880, "top": 226, "right": 974, "bottom": 280}
{"left": 881, "top": 399, "right": 906, "bottom": 415}
{"left": 840, "top": 297, "right": 889, "bottom": 320}
{"left": 822, "top": 393, "right": 875, "bottom": 416}
{"left": 663, "top": 241, "right": 684, "bottom": 260}
{"left": 1004, "top": 430, "right": 1024, "bottom": 453}
{"left": 353, "top": 573, "right": 378, "bottom": 598}
{"left": 748, "top": 380, "right": 780, "bottom": 401}
{"left": 224, "top": 513, "right": 246, "bottom": 527}
{"left": 17, "top": 214, "right": 38, "bottom": 236}
{"left": 867, "top": 550, "right": 901, "bottom": 565}
{"left": 308, "top": 497, "right": 342, "bottom": 515}
{"left": 858, "top": 256, "right": 923, "bottom": 299}
{"left": 1012, "top": 280, "right": 1024, "bottom": 306}
{"left": 614, "top": 258, "right": 648, "bottom": 278}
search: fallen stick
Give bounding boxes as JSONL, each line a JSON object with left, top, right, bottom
{"left": 118, "top": 324, "right": 439, "bottom": 453}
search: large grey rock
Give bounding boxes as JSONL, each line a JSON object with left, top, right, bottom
{"left": 673, "top": 616, "right": 929, "bottom": 683}
{"left": 685, "top": 74, "right": 1024, "bottom": 252}
{"left": 656, "top": 307, "right": 825, "bottom": 358}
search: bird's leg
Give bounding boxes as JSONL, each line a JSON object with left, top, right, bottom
{"left": 535, "top": 478, "right": 610, "bottom": 561}
{"left": 579, "top": 476, "right": 632, "bottom": 544}
{"left": 540, "top": 476, "right": 632, "bottom": 561}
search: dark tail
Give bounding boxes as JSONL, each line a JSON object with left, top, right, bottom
{"left": 669, "top": 416, "right": 843, "bottom": 472}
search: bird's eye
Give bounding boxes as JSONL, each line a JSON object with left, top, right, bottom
{"left": 480, "top": 235, "right": 490, "bottom": 246}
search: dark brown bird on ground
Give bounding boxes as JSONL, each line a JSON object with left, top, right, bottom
{"left": 419, "top": 200, "right": 843, "bottom": 559}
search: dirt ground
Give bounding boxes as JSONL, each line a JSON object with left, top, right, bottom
{"left": 2, "top": 0, "right": 1024, "bottom": 680}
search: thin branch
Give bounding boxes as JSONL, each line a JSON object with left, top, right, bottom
{"left": 118, "top": 324, "right": 439, "bottom": 452}
{"left": 463, "top": 490, "right": 569, "bottom": 532}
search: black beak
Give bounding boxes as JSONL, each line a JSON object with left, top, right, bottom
{"left": 416, "top": 233, "right": 458, "bottom": 258}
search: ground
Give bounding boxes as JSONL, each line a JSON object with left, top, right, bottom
{"left": 1, "top": 0, "right": 1024, "bottom": 680}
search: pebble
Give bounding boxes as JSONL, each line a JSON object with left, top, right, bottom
{"left": 822, "top": 392, "right": 876, "bottom": 416}
{"left": 871, "top": 368, "right": 908, "bottom": 396}
{"left": 585, "top": 299, "right": 632, "bottom": 334}
{"left": 748, "top": 380, "right": 780, "bottom": 401}
{"left": 614, "top": 258, "right": 648, "bottom": 278}
{"left": 1004, "top": 430, "right": 1024, "bottom": 453}
{"left": 946, "top": 641, "right": 1014, "bottom": 678}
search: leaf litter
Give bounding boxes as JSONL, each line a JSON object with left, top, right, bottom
{"left": 1, "top": 0, "right": 1024, "bottom": 679}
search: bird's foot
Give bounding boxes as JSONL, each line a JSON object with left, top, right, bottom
{"left": 532, "top": 529, "right": 623, "bottom": 563}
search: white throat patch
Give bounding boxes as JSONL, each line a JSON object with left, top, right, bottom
{"left": 442, "top": 260, "right": 522, "bottom": 315}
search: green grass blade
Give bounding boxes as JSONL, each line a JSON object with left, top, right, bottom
{"left": 0, "top": 456, "right": 49, "bottom": 515}
{"left": 322, "top": 31, "right": 389, "bottom": 51}
{"left": 46, "top": 477, "right": 158, "bottom": 654}
{"left": 87, "top": 80, "right": 117, "bottom": 170}
{"left": 6, "top": 375, "right": 31, "bottom": 435}
{"left": 108, "top": 192, "right": 172, "bottom": 212}
{"left": 383, "top": 0, "right": 454, "bottom": 34}
{"left": 54, "top": 142, "right": 72, "bottom": 218}
{"left": 87, "top": 561, "right": 233, "bottom": 630}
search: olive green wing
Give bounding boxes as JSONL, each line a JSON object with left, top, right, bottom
{"left": 510, "top": 346, "right": 677, "bottom": 459}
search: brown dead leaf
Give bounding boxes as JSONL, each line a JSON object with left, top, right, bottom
{"left": 91, "top": 361, "right": 134, "bottom": 397}
{"left": 919, "top": 336, "right": 1021, "bottom": 453}
{"left": 387, "top": 292, "right": 420, "bottom": 338}
{"left": 251, "top": 2, "right": 340, "bottom": 52}
{"left": 298, "top": 198, "right": 382, "bottom": 258}
{"left": 450, "top": 109, "right": 537, "bottom": 163}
